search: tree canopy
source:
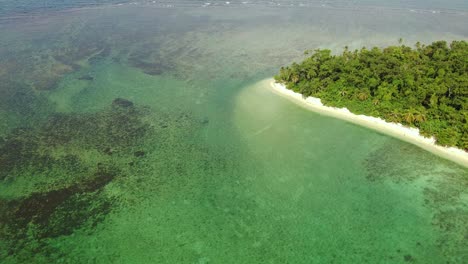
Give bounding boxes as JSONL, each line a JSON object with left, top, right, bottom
{"left": 275, "top": 40, "right": 468, "bottom": 150}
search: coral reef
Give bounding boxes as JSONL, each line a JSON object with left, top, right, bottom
{"left": 128, "top": 52, "right": 174, "bottom": 76}
{"left": 0, "top": 98, "right": 152, "bottom": 256}
{"left": 364, "top": 140, "right": 468, "bottom": 262}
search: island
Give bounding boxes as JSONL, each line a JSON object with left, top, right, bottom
{"left": 273, "top": 40, "right": 468, "bottom": 166}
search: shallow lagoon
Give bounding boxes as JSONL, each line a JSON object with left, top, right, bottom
{"left": 0, "top": 1, "right": 467, "bottom": 263}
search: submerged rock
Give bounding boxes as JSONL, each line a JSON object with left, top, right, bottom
{"left": 112, "top": 98, "right": 134, "bottom": 108}
{"left": 134, "top": 150, "right": 145, "bottom": 157}
{"left": 403, "top": 255, "right": 415, "bottom": 262}
{"left": 201, "top": 118, "right": 209, "bottom": 125}
{"left": 128, "top": 53, "right": 172, "bottom": 76}
{"left": 78, "top": 75, "right": 94, "bottom": 81}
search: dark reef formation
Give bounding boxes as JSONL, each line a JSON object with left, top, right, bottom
{"left": 128, "top": 53, "right": 174, "bottom": 76}
{"left": 126, "top": 41, "right": 177, "bottom": 76}
{"left": 0, "top": 39, "right": 114, "bottom": 141}
{"left": 0, "top": 98, "right": 150, "bottom": 180}
{"left": 364, "top": 140, "right": 468, "bottom": 262}
{"left": 0, "top": 98, "right": 152, "bottom": 257}
{"left": 112, "top": 97, "right": 134, "bottom": 108}
{"left": 0, "top": 166, "right": 115, "bottom": 242}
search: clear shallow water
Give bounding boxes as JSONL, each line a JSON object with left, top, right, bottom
{"left": 0, "top": 2, "right": 467, "bottom": 263}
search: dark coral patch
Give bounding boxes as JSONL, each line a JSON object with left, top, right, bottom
{"left": 78, "top": 75, "right": 94, "bottom": 81}
{"left": 403, "top": 254, "right": 415, "bottom": 262}
{"left": 201, "top": 118, "right": 209, "bottom": 125}
{"left": 0, "top": 128, "right": 46, "bottom": 180}
{"left": 130, "top": 60, "right": 166, "bottom": 75}
{"left": 0, "top": 166, "right": 116, "bottom": 245}
{"left": 112, "top": 98, "right": 134, "bottom": 108}
{"left": 0, "top": 99, "right": 154, "bottom": 256}
{"left": 38, "top": 100, "right": 149, "bottom": 153}
{"left": 134, "top": 150, "right": 145, "bottom": 157}
{"left": 127, "top": 50, "right": 173, "bottom": 76}
{"left": 0, "top": 99, "right": 150, "bottom": 181}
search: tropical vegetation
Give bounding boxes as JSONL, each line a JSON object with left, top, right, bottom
{"left": 275, "top": 40, "right": 468, "bottom": 150}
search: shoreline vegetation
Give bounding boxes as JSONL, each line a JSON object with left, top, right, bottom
{"left": 273, "top": 40, "right": 467, "bottom": 167}
{"left": 269, "top": 80, "right": 468, "bottom": 167}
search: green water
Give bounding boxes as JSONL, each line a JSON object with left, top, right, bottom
{"left": 0, "top": 3, "right": 467, "bottom": 263}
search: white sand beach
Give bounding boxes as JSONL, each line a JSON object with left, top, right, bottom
{"left": 269, "top": 79, "right": 468, "bottom": 168}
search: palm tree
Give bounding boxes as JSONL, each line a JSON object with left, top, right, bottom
{"left": 402, "top": 109, "right": 426, "bottom": 125}
{"left": 291, "top": 74, "right": 300, "bottom": 84}
{"left": 386, "top": 112, "right": 400, "bottom": 123}
{"left": 461, "top": 133, "right": 468, "bottom": 151}
{"left": 357, "top": 92, "right": 369, "bottom": 101}
{"left": 403, "top": 111, "right": 415, "bottom": 124}
{"left": 413, "top": 112, "right": 426, "bottom": 123}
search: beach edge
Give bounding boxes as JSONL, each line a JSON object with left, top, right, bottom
{"left": 268, "top": 78, "right": 468, "bottom": 168}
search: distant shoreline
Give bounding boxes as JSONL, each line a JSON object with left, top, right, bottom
{"left": 268, "top": 79, "right": 468, "bottom": 168}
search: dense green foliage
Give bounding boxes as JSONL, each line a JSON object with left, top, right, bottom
{"left": 275, "top": 40, "right": 468, "bottom": 150}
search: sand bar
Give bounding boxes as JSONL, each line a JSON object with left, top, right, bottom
{"left": 268, "top": 79, "right": 468, "bottom": 168}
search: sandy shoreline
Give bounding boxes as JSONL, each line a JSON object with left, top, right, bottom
{"left": 268, "top": 79, "right": 468, "bottom": 168}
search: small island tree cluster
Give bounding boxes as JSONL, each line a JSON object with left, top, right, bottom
{"left": 275, "top": 40, "right": 468, "bottom": 150}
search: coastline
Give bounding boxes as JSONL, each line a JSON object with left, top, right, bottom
{"left": 268, "top": 79, "right": 468, "bottom": 168}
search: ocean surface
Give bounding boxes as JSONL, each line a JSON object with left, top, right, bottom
{"left": 0, "top": 1, "right": 467, "bottom": 263}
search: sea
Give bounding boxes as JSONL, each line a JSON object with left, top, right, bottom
{"left": 0, "top": 0, "right": 467, "bottom": 263}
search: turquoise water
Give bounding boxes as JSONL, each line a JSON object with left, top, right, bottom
{"left": 0, "top": 2, "right": 467, "bottom": 263}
